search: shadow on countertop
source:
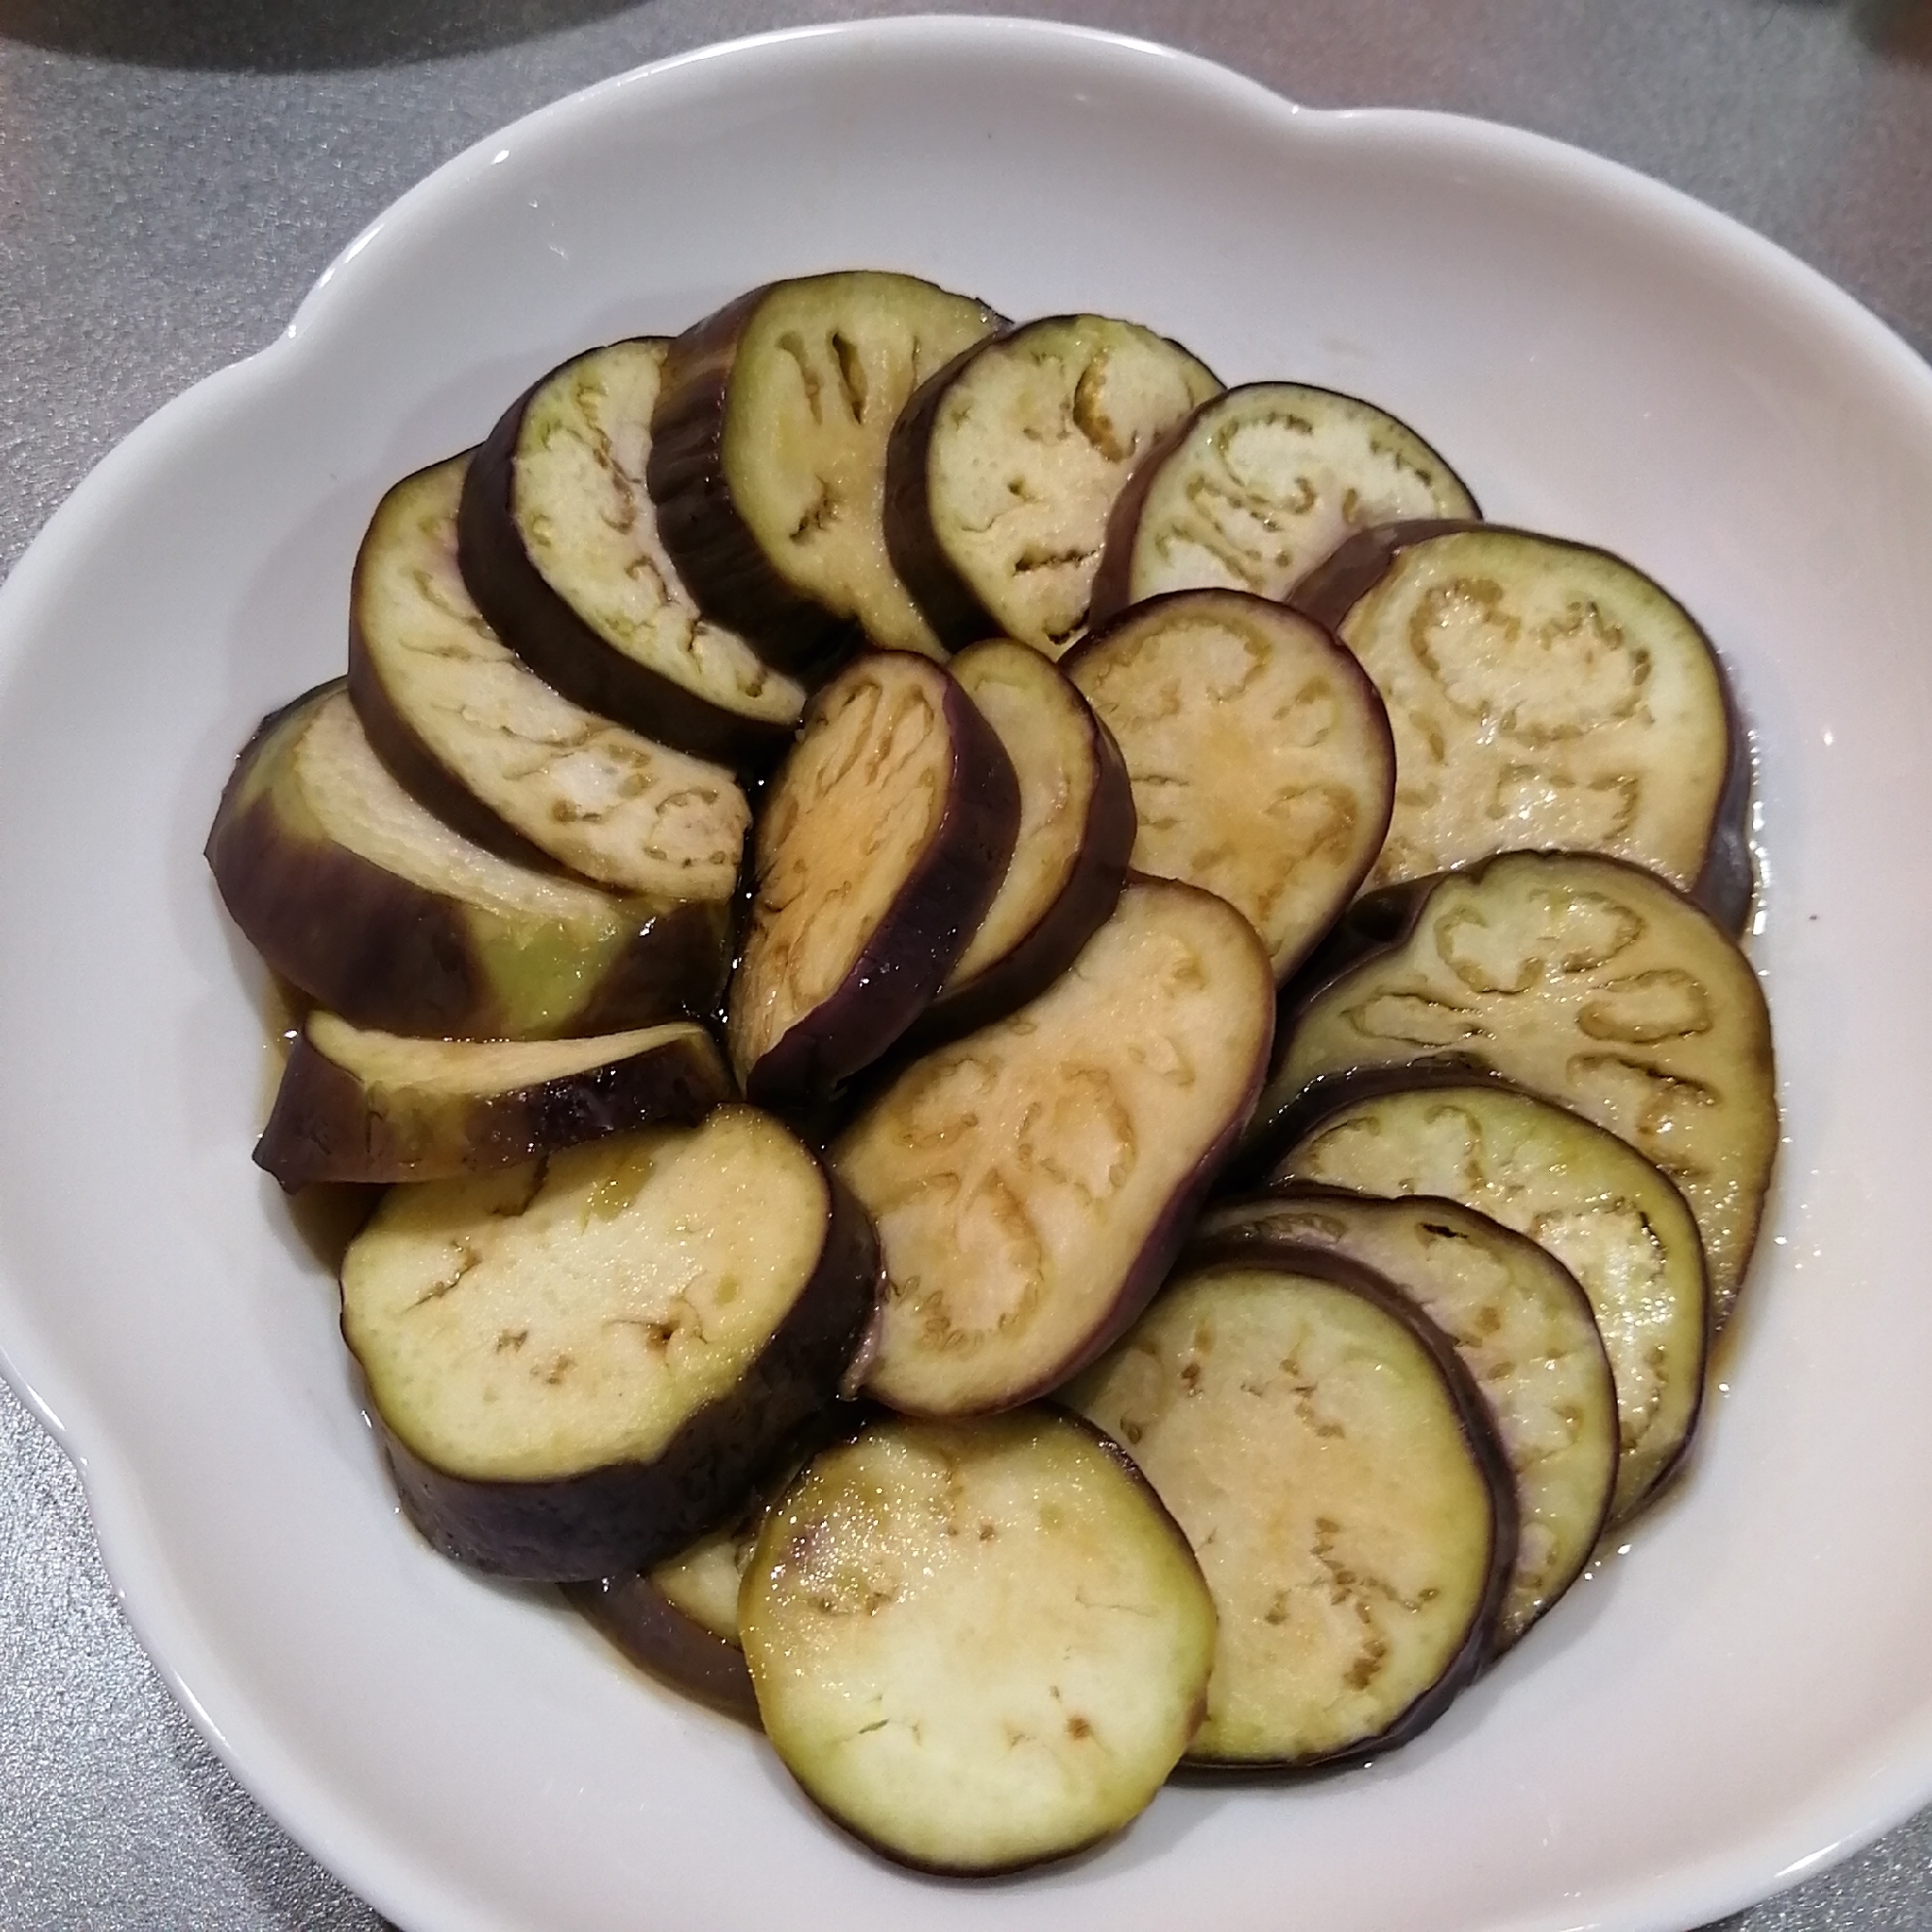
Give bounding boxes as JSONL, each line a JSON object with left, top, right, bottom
{"left": 0, "top": 0, "right": 647, "bottom": 70}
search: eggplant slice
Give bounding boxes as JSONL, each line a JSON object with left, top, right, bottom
{"left": 1065, "top": 590, "right": 1395, "bottom": 981}
{"left": 647, "top": 272, "right": 1004, "bottom": 662}
{"left": 1268, "top": 1081, "right": 1710, "bottom": 1522}
{"left": 1291, "top": 522, "right": 1747, "bottom": 919}
{"left": 339, "top": 1107, "right": 880, "bottom": 1579}
{"left": 1192, "top": 1187, "right": 1616, "bottom": 1640}
{"left": 349, "top": 455, "right": 750, "bottom": 902}
{"left": 1067, "top": 1247, "right": 1513, "bottom": 1769}
{"left": 834, "top": 877, "right": 1274, "bottom": 1416}
{"left": 254, "top": 1012, "right": 730, "bottom": 1190}
{"left": 1254, "top": 851, "right": 1776, "bottom": 1316}
{"left": 726, "top": 652, "right": 1019, "bottom": 1106}
{"left": 886, "top": 314, "right": 1221, "bottom": 657}
{"left": 739, "top": 1408, "right": 1215, "bottom": 1875}
{"left": 206, "top": 683, "right": 729, "bottom": 1039}
{"left": 1089, "top": 382, "right": 1478, "bottom": 624}
{"left": 457, "top": 338, "right": 806, "bottom": 762}
{"left": 909, "top": 638, "right": 1136, "bottom": 1043}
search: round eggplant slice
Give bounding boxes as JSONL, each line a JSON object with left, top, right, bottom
{"left": 1192, "top": 1187, "right": 1616, "bottom": 1644}
{"left": 1271, "top": 1080, "right": 1710, "bottom": 1522}
{"left": 1065, "top": 1247, "right": 1513, "bottom": 1770}
{"left": 739, "top": 1409, "right": 1215, "bottom": 1875}
{"left": 726, "top": 652, "right": 1019, "bottom": 1107}
{"left": 348, "top": 454, "right": 750, "bottom": 902}
{"left": 339, "top": 1107, "right": 881, "bottom": 1580}
{"left": 833, "top": 877, "right": 1274, "bottom": 1416}
{"left": 907, "top": 638, "right": 1135, "bottom": 1045}
{"left": 646, "top": 272, "right": 1004, "bottom": 663}
{"left": 1088, "top": 382, "right": 1478, "bottom": 625}
{"left": 566, "top": 1564, "right": 759, "bottom": 1724}
{"left": 206, "top": 683, "right": 730, "bottom": 1039}
{"left": 457, "top": 338, "right": 806, "bottom": 763}
{"left": 1290, "top": 521, "right": 1748, "bottom": 921}
{"left": 254, "top": 1012, "right": 730, "bottom": 1191}
{"left": 1252, "top": 851, "right": 1776, "bottom": 1317}
{"left": 885, "top": 314, "right": 1222, "bottom": 658}
{"left": 1064, "top": 590, "right": 1395, "bottom": 980}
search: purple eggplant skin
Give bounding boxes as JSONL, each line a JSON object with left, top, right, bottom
{"left": 456, "top": 365, "right": 795, "bottom": 769}
{"left": 362, "top": 1175, "right": 882, "bottom": 1582}
{"left": 739, "top": 658, "right": 1022, "bottom": 1109}
{"left": 1175, "top": 1236, "right": 1518, "bottom": 1762}
{"left": 563, "top": 1573, "right": 760, "bottom": 1724}
{"left": 1289, "top": 518, "right": 1755, "bottom": 934}
{"left": 252, "top": 1024, "right": 733, "bottom": 1192}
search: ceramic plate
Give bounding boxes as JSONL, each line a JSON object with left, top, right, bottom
{"left": 3, "top": 17, "right": 1930, "bottom": 1931}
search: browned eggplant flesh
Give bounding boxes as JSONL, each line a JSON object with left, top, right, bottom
{"left": 738, "top": 1409, "right": 1215, "bottom": 1873}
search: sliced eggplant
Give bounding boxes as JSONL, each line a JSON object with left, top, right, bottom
{"left": 254, "top": 1012, "right": 730, "bottom": 1190}
{"left": 738, "top": 1408, "right": 1215, "bottom": 1874}
{"left": 348, "top": 455, "right": 750, "bottom": 902}
{"left": 566, "top": 1564, "right": 759, "bottom": 1723}
{"left": 726, "top": 652, "right": 1019, "bottom": 1106}
{"left": 206, "top": 683, "right": 730, "bottom": 1039}
{"left": 456, "top": 338, "right": 806, "bottom": 762}
{"left": 1066, "top": 1247, "right": 1513, "bottom": 1769}
{"left": 833, "top": 877, "right": 1274, "bottom": 1416}
{"left": 1267, "top": 1080, "right": 1710, "bottom": 1522}
{"left": 1064, "top": 590, "right": 1395, "bottom": 980}
{"left": 1290, "top": 522, "right": 1749, "bottom": 922}
{"left": 1088, "top": 383, "right": 1478, "bottom": 624}
{"left": 1191, "top": 1187, "right": 1616, "bottom": 1641}
{"left": 1252, "top": 852, "right": 1776, "bottom": 1316}
{"left": 885, "top": 314, "right": 1221, "bottom": 658}
{"left": 339, "top": 1107, "right": 879, "bottom": 1579}
{"left": 646, "top": 272, "right": 1004, "bottom": 662}
{"left": 908, "top": 638, "right": 1135, "bottom": 1044}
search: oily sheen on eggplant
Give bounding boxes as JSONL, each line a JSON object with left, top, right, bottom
{"left": 726, "top": 651, "right": 1019, "bottom": 1106}
{"left": 338, "top": 1107, "right": 879, "bottom": 1579}
{"left": 456, "top": 337, "right": 806, "bottom": 762}
{"left": 254, "top": 1013, "right": 731, "bottom": 1190}
{"left": 1191, "top": 1187, "right": 1616, "bottom": 1643}
{"left": 1252, "top": 851, "right": 1776, "bottom": 1317}
{"left": 206, "top": 684, "right": 729, "bottom": 1038}
{"left": 1290, "top": 521, "right": 1750, "bottom": 923}
{"left": 1063, "top": 589, "right": 1396, "bottom": 980}
{"left": 1088, "top": 382, "right": 1478, "bottom": 625}
{"left": 833, "top": 877, "right": 1274, "bottom": 1415}
{"left": 1067, "top": 1245, "right": 1514, "bottom": 1769}
{"left": 348, "top": 454, "right": 750, "bottom": 902}
{"left": 739, "top": 1409, "right": 1215, "bottom": 1874}
{"left": 646, "top": 271, "right": 1004, "bottom": 663}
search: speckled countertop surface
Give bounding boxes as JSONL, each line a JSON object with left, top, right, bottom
{"left": 1, "top": 3, "right": 1929, "bottom": 1927}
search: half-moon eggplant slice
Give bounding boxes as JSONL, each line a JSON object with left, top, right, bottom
{"left": 206, "top": 683, "right": 730, "bottom": 1039}
{"left": 254, "top": 1011, "right": 730, "bottom": 1190}
{"left": 906, "top": 638, "right": 1135, "bottom": 1045}
{"left": 1267, "top": 1081, "right": 1710, "bottom": 1523}
{"left": 1290, "top": 521, "right": 1750, "bottom": 924}
{"left": 1066, "top": 1246, "right": 1514, "bottom": 1769}
{"left": 739, "top": 1408, "right": 1215, "bottom": 1875}
{"left": 647, "top": 272, "right": 1004, "bottom": 663}
{"left": 885, "top": 314, "right": 1222, "bottom": 658}
{"left": 348, "top": 454, "right": 750, "bottom": 902}
{"left": 1064, "top": 590, "right": 1394, "bottom": 980}
{"left": 1088, "top": 382, "right": 1478, "bottom": 625}
{"left": 1192, "top": 1186, "right": 1616, "bottom": 1639}
{"left": 1252, "top": 852, "right": 1776, "bottom": 1316}
{"left": 457, "top": 338, "right": 806, "bottom": 763}
{"left": 339, "top": 1106, "right": 880, "bottom": 1579}
{"left": 833, "top": 877, "right": 1274, "bottom": 1416}
{"left": 726, "top": 652, "right": 1019, "bottom": 1107}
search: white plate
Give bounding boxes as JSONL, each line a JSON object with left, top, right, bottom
{"left": 2, "top": 16, "right": 1930, "bottom": 1930}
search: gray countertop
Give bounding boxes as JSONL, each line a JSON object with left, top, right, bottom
{"left": 1, "top": 3, "right": 1928, "bottom": 1926}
